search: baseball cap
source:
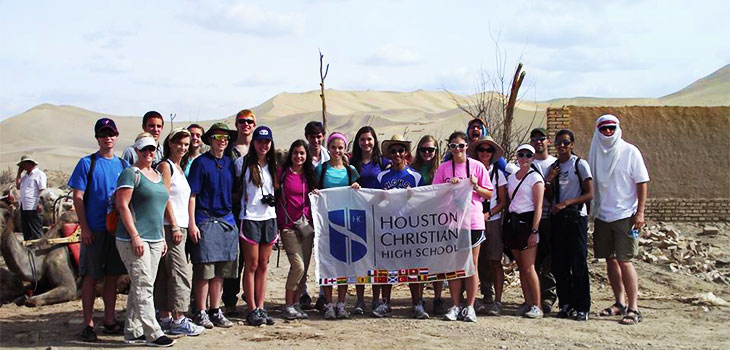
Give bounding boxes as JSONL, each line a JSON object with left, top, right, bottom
{"left": 252, "top": 126, "right": 273, "bottom": 141}
{"left": 530, "top": 127, "right": 547, "bottom": 137}
{"left": 95, "top": 118, "right": 119, "bottom": 136}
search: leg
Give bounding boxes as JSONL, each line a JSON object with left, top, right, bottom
{"left": 102, "top": 275, "right": 119, "bottom": 326}
{"left": 492, "top": 260, "right": 504, "bottom": 303}
{"left": 337, "top": 285, "right": 348, "bottom": 303}
{"left": 572, "top": 216, "right": 591, "bottom": 312}
{"left": 606, "top": 258, "right": 625, "bottom": 305}
{"left": 478, "top": 240, "right": 495, "bottom": 303}
{"left": 381, "top": 285, "right": 392, "bottom": 303}
{"left": 618, "top": 261, "right": 639, "bottom": 311}
{"left": 448, "top": 278, "right": 463, "bottom": 306}
{"left": 242, "top": 242, "right": 260, "bottom": 311}
{"left": 465, "top": 245, "right": 481, "bottom": 306}
{"left": 208, "top": 277, "right": 223, "bottom": 310}
{"left": 536, "top": 219, "right": 556, "bottom": 309}
{"left": 281, "top": 229, "right": 305, "bottom": 306}
{"left": 356, "top": 285, "right": 365, "bottom": 303}
{"left": 81, "top": 276, "right": 97, "bottom": 327}
{"left": 193, "top": 277, "right": 209, "bottom": 312}
{"left": 254, "top": 244, "right": 274, "bottom": 309}
{"left": 550, "top": 217, "right": 572, "bottom": 310}
{"left": 323, "top": 286, "right": 333, "bottom": 303}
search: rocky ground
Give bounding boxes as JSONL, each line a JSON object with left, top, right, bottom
{"left": 1, "top": 221, "right": 729, "bottom": 349}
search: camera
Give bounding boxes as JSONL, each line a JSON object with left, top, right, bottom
{"left": 261, "top": 193, "right": 276, "bottom": 207}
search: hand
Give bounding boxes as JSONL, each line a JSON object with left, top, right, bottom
{"left": 527, "top": 232, "right": 539, "bottom": 247}
{"left": 633, "top": 211, "right": 646, "bottom": 231}
{"left": 162, "top": 241, "right": 168, "bottom": 257}
{"left": 189, "top": 225, "right": 201, "bottom": 244}
{"left": 172, "top": 227, "right": 183, "bottom": 245}
{"left": 470, "top": 175, "right": 478, "bottom": 187}
{"left": 81, "top": 226, "right": 94, "bottom": 246}
{"left": 311, "top": 188, "right": 320, "bottom": 195}
{"left": 483, "top": 212, "right": 491, "bottom": 221}
{"left": 546, "top": 165, "right": 560, "bottom": 183}
{"left": 350, "top": 182, "right": 361, "bottom": 190}
{"left": 552, "top": 202, "right": 567, "bottom": 214}
{"left": 14, "top": 177, "right": 21, "bottom": 190}
{"left": 131, "top": 236, "right": 145, "bottom": 257}
{"left": 449, "top": 177, "right": 461, "bottom": 184}
{"left": 36, "top": 203, "right": 43, "bottom": 213}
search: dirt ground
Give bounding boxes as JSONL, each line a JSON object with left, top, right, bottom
{"left": 1, "top": 222, "right": 729, "bottom": 350}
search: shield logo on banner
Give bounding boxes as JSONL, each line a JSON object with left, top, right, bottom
{"left": 328, "top": 208, "right": 367, "bottom": 264}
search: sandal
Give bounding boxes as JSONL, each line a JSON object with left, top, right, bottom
{"left": 599, "top": 302, "right": 627, "bottom": 317}
{"left": 620, "top": 309, "right": 642, "bottom": 325}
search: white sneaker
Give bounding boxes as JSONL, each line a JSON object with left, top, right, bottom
{"left": 443, "top": 305, "right": 461, "bottom": 321}
{"left": 169, "top": 316, "right": 205, "bottom": 336}
{"left": 372, "top": 302, "right": 391, "bottom": 318}
{"left": 335, "top": 302, "right": 350, "bottom": 319}
{"left": 523, "top": 305, "right": 544, "bottom": 319}
{"left": 324, "top": 303, "right": 336, "bottom": 320}
{"left": 412, "top": 301, "right": 430, "bottom": 319}
{"left": 461, "top": 305, "right": 477, "bottom": 322}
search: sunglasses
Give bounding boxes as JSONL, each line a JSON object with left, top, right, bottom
{"left": 517, "top": 152, "right": 534, "bottom": 158}
{"left": 211, "top": 134, "right": 230, "bottom": 141}
{"left": 140, "top": 146, "right": 156, "bottom": 153}
{"left": 555, "top": 140, "right": 572, "bottom": 147}
{"left": 476, "top": 146, "right": 495, "bottom": 153}
{"left": 389, "top": 147, "right": 407, "bottom": 155}
{"left": 530, "top": 136, "right": 547, "bottom": 142}
{"left": 237, "top": 118, "right": 255, "bottom": 125}
{"left": 95, "top": 132, "right": 117, "bottom": 139}
{"left": 448, "top": 143, "right": 467, "bottom": 150}
{"left": 599, "top": 125, "right": 617, "bottom": 132}
{"left": 419, "top": 147, "right": 436, "bottom": 153}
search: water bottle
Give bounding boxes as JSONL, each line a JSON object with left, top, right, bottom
{"left": 628, "top": 227, "right": 639, "bottom": 238}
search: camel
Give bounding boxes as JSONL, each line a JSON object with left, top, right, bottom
{"left": 0, "top": 202, "right": 78, "bottom": 307}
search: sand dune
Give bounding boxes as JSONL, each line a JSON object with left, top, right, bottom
{"left": 1, "top": 65, "right": 727, "bottom": 172}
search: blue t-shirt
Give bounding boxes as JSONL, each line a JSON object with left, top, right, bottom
{"left": 315, "top": 163, "right": 360, "bottom": 189}
{"left": 68, "top": 153, "right": 129, "bottom": 232}
{"left": 377, "top": 166, "right": 425, "bottom": 190}
{"left": 188, "top": 152, "right": 236, "bottom": 223}
{"left": 357, "top": 157, "right": 391, "bottom": 189}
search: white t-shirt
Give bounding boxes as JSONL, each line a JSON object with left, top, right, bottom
{"left": 595, "top": 144, "right": 650, "bottom": 222}
{"left": 532, "top": 155, "right": 556, "bottom": 218}
{"left": 159, "top": 160, "right": 191, "bottom": 227}
{"left": 235, "top": 158, "right": 277, "bottom": 221}
{"left": 507, "top": 170, "right": 544, "bottom": 214}
{"left": 19, "top": 168, "right": 47, "bottom": 210}
{"left": 554, "top": 155, "right": 592, "bottom": 217}
{"left": 486, "top": 164, "right": 508, "bottom": 221}
{"left": 311, "top": 145, "right": 330, "bottom": 168}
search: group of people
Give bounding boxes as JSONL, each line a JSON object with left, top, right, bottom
{"left": 37, "top": 109, "right": 648, "bottom": 347}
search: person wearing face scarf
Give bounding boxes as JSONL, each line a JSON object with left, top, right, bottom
{"left": 588, "top": 114, "right": 650, "bottom": 326}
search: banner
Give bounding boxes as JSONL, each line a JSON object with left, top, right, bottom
{"left": 310, "top": 181, "right": 474, "bottom": 286}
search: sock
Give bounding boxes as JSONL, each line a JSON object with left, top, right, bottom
{"left": 173, "top": 316, "right": 184, "bottom": 324}
{"left": 209, "top": 308, "right": 219, "bottom": 314}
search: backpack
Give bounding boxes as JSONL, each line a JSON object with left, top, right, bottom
{"left": 550, "top": 156, "right": 590, "bottom": 215}
{"left": 83, "top": 153, "right": 129, "bottom": 233}
{"left": 318, "top": 162, "right": 354, "bottom": 189}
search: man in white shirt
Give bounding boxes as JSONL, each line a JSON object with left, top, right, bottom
{"left": 121, "top": 111, "right": 164, "bottom": 165}
{"left": 15, "top": 155, "right": 47, "bottom": 241}
{"left": 588, "top": 114, "right": 649, "bottom": 326}
{"left": 529, "top": 127, "right": 558, "bottom": 313}
{"left": 305, "top": 121, "right": 329, "bottom": 167}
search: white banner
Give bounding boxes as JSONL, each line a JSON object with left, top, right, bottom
{"left": 310, "top": 181, "right": 474, "bottom": 286}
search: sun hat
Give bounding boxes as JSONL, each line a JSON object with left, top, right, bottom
{"left": 252, "top": 126, "right": 273, "bottom": 141}
{"left": 17, "top": 155, "right": 38, "bottom": 166}
{"left": 468, "top": 135, "right": 504, "bottom": 161}
{"left": 202, "top": 122, "right": 238, "bottom": 145}
{"left": 515, "top": 144, "right": 536, "bottom": 154}
{"left": 381, "top": 135, "right": 411, "bottom": 154}
{"left": 168, "top": 126, "right": 191, "bottom": 140}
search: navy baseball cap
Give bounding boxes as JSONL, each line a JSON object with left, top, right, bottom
{"left": 252, "top": 126, "right": 273, "bottom": 141}
{"left": 94, "top": 118, "right": 119, "bottom": 136}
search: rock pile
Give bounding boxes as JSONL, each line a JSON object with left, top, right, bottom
{"left": 639, "top": 223, "right": 729, "bottom": 285}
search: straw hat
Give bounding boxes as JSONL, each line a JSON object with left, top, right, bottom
{"left": 16, "top": 155, "right": 38, "bottom": 166}
{"left": 468, "top": 135, "right": 504, "bottom": 161}
{"left": 381, "top": 135, "right": 411, "bottom": 154}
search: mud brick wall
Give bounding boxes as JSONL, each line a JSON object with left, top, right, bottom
{"left": 546, "top": 106, "right": 730, "bottom": 222}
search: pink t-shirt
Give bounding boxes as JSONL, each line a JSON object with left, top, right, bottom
{"left": 276, "top": 168, "right": 313, "bottom": 229}
{"left": 433, "top": 157, "right": 493, "bottom": 230}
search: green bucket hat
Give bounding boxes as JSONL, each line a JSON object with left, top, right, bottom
{"left": 202, "top": 122, "right": 238, "bottom": 145}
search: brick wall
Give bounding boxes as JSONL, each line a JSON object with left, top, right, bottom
{"left": 545, "top": 106, "right": 571, "bottom": 156}
{"left": 646, "top": 198, "right": 730, "bottom": 222}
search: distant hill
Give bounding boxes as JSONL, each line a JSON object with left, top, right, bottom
{"left": 1, "top": 65, "right": 728, "bottom": 172}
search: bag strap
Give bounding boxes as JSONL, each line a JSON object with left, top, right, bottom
{"left": 510, "top": 170, "right": 535, "bottom": 201}
{"left": 239, "top": 156, "right": 249, "bottom": 217}
{"left": 318, "top": 162, "right": 328, "bottom": 189}
{"left": 83, "top": 153, "right": 97, "bottom": 206}
{"left": 451, "top": 158, "right": 471, "bottom": 180}
{"left": 490, "top": 165, "right": 498, "bottom": 202}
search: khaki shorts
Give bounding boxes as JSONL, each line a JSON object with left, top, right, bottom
{"left": 481, "top": 219, "right": 504, "bottom": 261}
{"left": 593, "top": 217, "right": 639, "bottom": 261}
{"left": 193, "top": 259, "right": 238, "bottom": 280}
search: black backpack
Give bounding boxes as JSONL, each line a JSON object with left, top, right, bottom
{"left": 83, "top": 153, "right": 127, "bottom": 207}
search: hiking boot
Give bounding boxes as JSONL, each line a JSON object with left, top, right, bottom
{"left": 209, "top": 308, "right": 233, "bottom": 328}
{"left": 246, "top": 308, "right": 265, "bottom": 326}
{"left": 372, "top": 301, "right": 391, "bottom": 318}
{"left": 324, "top": 303, "right": 336, "bottom": 320}
{"left": 556, "top": 305, "right": 576, "bottom": 319}
{"left": 194, "top": 310, "right": 214, "bottom": 329}
{"left": 293, "top": 303, "right": 309, "bottom": 319}
{"left": 147, "top": 335, "right": 176, "bottom": 347}
{"left": 281, "top": 305, "right": 300, "bottom": 320}
{"left": 515, "top": 303, "right": 530, "bottom": 316}
{"left": 79, "top": 326, "right": 98, "bottom": 342}
{"left": 432, "top": 298, "right": 445, "bottom": 315}
{"left": 524, "top": 305, "right": 544, "bottom": 319}
{"left": 102, "top": 320, "right": 124, "bottom": 335}
{"left": 461, "top": 305, "right": 477, "bottom": 322}
{"left": 352, "top": 300, "right": 366, "bottom": 315}
{"left": 299, "top": 293, "right": 313, "bottom": 309}
{"left": 443, "top": 306, "right": 461, "bottom": 321}
{"left": 261, "top": 309, "right": 275, "bottom": 325}
{"left": 575, "top": 311, "right": 589, "bottom": 322}
{"left": 335, "top": 302, "right": 350, "bottom": 319}
{"left": 315, "top": 295, "right": 327, "bottom": 312}
{"left": 487, "top": 302, "right": 503, "bottom": 316}
{"left": 124, "top": 334, "right": 146, "bottom": 344}
{"left": 169, "top": 317, "right": 204, "bottom": 336}
{"left": 158, "top": 317, "right": 172, "bottom": 334}
{"left": 412, "top": 301, "right": 430, "bottom": 319}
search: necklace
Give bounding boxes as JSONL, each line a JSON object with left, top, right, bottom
{"left": 213, "top": 156, "right": 224, "bottom": 170}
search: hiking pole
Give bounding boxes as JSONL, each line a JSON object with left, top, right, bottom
{"left": 276, "top": 239, "right": 281, "bottom": 268}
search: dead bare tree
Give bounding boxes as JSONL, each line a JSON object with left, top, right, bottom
{"left": 319, "top": 49, "right": 330, "bottom": 133}
{"left": 169, "top": 113, "right": 177, "bottom": 131}
{"left": 446, "top": 35, "right": 538, "bottom": 158}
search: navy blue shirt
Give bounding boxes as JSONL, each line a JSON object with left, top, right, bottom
{"left": 377, "top": 166, "right": 425, "bottom": 190}
{"left": 357, "top": 157, "right": 391, "bottom": 189}
{"left": 68, "top": 153, "right": 129, "bottom": 232}
{"left": 188, "top": 152, "right": 236, "bottom": 223}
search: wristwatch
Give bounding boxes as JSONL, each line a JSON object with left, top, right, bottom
{"left": 530, "top": 228, "right": 539, "bottom": 234}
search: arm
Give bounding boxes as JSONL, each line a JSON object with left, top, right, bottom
{"left": 158, "top": 162, "right": 182, "bottom": 245}
{"left": 15, "top": 168, "right": 23, "bottom": 189}
{"left": 116, "top": 187, "right": 145, "bottom": 257}
{"left": 633, "top": 182, "right": 648, "bottom": 230}
{"left": 188, "top": 193, "right": 200, "bottom": 244}
{"left": 528, "top": 181, "right": 545, "bottom": 247}
{"left": 544, "top": 164, "right": 559, "bottom": 203}
{"left": 486, "top": 185, "right": 508, "bottom": 220}
{"left": 72, "top": 189, "right": 94, "bottom": 245}
{"left": 471, "top": 175, "right": 492, "bottom": 200}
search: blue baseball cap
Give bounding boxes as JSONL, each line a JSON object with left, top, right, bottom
{"left": 94, "top": 118, "right": 119, "bottom": 136}
{"left": 252, "top": 126, "right": 273, "bottom": 141}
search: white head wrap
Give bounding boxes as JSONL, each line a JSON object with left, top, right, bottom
{"left": 588, "top": 114, "right": 627, "bottom": 218}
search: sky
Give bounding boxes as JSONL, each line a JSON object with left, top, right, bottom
{"left": 1, "top": 0, "right": 728, "bottom": 120}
